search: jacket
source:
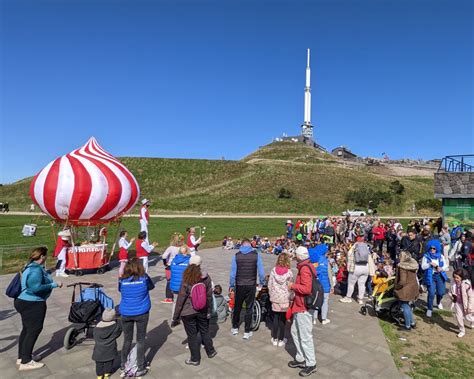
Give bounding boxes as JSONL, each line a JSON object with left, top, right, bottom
{"left": 214, "top": 294, "right": 228, "bottom": 323}
{"left": 18, "top": 262, "right": 58, "bottom": 302}
{"left": 229, "top": 245, "right": 265, "bottom": 287}
{"left": 170, "top": 254, "right": 191, "bottom": 292}
{"left": 268, "top": 266, "right": 293, "bottom": 312}
{"left": 309, "top": 245, "right": 332, "bottom": 293}
{"left": 394, "top": 256, "right": 419, "bottom": 302}
{"left": 450, "top": 280, "right": 473, "bottom": 314}
{"left": 92, "top": 321, "right": 122, "bottom": 362}
{"left": 290, "top": 259, "right": 315, "bottom": 314}
{"left": 118, "top": 275, "right": 154, "bottom": 317}
{"left": 372, "top": 226, "right": 385, "bottom": 241}
{"left": 173, "top": 273, "right": 213, "bottom": 320}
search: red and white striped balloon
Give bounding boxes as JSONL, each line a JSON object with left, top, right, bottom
{"left": 30, "top": 137, "right": 140, "bottom": 225}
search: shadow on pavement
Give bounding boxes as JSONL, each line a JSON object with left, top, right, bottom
{"left": 0, "top": 309, "right": 16, "bottom": 321}
{"left": 145, "top": 320, "right": 172, "bottom": 364}
{"left": 0, "top": 335, "right": 17, "bottom": 353}
{"left": 34, "top": 326, "right": 70, "bottom": 359}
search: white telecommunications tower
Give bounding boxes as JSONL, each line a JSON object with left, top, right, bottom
{"left": 301, "top": 48, "right": 313, "bottom": 139}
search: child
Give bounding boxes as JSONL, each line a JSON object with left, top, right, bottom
{"left": 309, "top": 243, "right": 333, "bottom": 325}
{"left": 372, "top": 264, "right": 389, "bottom": 296}
{"left": 334, "top": 256, "right": 348, "bottom": 296}
{"left": 213, "top": 285, "right": 228, "bottom": 323}
{"left": 268, "top": 253, "right": 293, "bottom": 347}
{"left": 118, "top": 230, "right": 135, "bottom": 277}
{"left": 450, "top": 268, "right": 474, "bottom": 338}
{"left": 92, "top": 308, "right": 122, "bottom": 379}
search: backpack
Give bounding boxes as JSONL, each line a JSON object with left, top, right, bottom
{"left": 123, "top": 345, "right": 138, "bottom": 377}
{"left": 190, "top": 282, "right": 207, "bottom": 311}
{"left": 354, "top": 243, "right": 369, "bottom": 264}
{"left": 5, "top": 265, "right": 30, "bottom": 299}
{"left": 303, "top": 265, "right": 324, "bottom": 311}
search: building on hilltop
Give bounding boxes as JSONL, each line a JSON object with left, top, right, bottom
{"left": 331, "top": 146, "right": 358, "bottom": 160}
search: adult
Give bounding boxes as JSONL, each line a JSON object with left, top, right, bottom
{"left": 118, "top": 258, "right": 155, "bottom": 377}
{"left": 53, "top": 229, "right": 71, "bottom": 278}
{"left": 421, "top": 240, "right": 448, "bottom": 317}
{"left": 135, "top": 231, "right": 158, "bottom": 274}
{"left": 187, "top": 227, "right": 203, "bottom": 256}
{"left": 161, "top": 233, "right": 184, "bottom": 304}
{"left": 172, "top": 255, "right": 217, "bottom": 365}
{"left": 394, "top": 251, "right": 419, "bottom": 331}
{"left": 400, "top": 229, "right": 422, "bottom": 261}
{"left": 309, "top": 242, "right": 332, "bottom": 325}
{"left": 229, "top": 238, "right": 265, "bottom": 340}
{"left": 15, "top": 247, "right": 62, "bottom": 371}
{"left": 287, "top": 246, "right": 318, "bottom": 377}
{"left": 340, "top": 236, "right": 375, "bottom": 304}
{"left": 460, "top": 233, "right": 473, "bottom": 269}
{"left": 439, "top": 224, "right": 451, "bottom": 268}
{"left": 139, "top": 199, "right": 151, "bottom": 241}
{"left": 170, "top": 245, "right": 192, "bottom": 316}
{"left": 372, "top": 222, "right": 385, "bottom": 254}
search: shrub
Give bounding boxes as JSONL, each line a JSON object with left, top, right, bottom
{"left": 278, "top": 187, "right": 292, "bottom": 199}
{"left": 345, "top": 188, "right": 393, "bottom": 208}
{"left": 415, "top": 199, "right": 442, "bottom": 211}
{"left": 389, "top": 180, "right": 405, "bottom": 195}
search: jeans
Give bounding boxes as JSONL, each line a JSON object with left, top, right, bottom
{"left": 121, "top": 312, "right": 149, "bottom": 370}
{"left": 232, "top": 285, "right": 256, "bottom": 333}
{"left": 272, "top": 311, "right": 286, "bottom": 341}
{"left": 14, "top": 298, "right": 47, "bottom": 364}
{"left": 290, "top": 311, "right": 316, "bottom": 366}
{"left": 181, "top": 312, "right": 215, "bottom": 362}
{"left": 400, "top": 301, "right": 413, "bottom": 329}
{"left": 95, "top": 360, "right": 113, "bottom": 376}
{"left": 317, "top": 293, "right": 330, "bottom": 321}
{"left": 426, "top": 273, "right": 445, "bottom": 311}
{"left": 346, "top": 265, "right": 369, "bottom": 300}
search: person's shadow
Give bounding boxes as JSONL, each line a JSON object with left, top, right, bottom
{"left": 145, "top": 321, "right": 172, "bottom": 364}
{"left": 0, "top": 309, "right": 16, "bottom": 321}
{"left": 0, "top": 335, "right": 17, "bottom": 353}
{"left": 33, "top": 326, "right": 70, "bottom": 359}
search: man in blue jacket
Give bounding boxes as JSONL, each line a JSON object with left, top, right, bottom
{"left": 229, "top": 238, "right": 265, "bottom": 340}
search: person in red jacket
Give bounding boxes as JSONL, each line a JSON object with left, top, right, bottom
{"left": 287, "top": 246, "right": 317, "bottom": 377}
{"left": 372, "top": 222, "right": 386, "bottom": 254}
{"left": 135, "top": 231, "right": 158, "bottom": 273}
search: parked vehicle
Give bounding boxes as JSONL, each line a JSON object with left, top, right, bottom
{"left": 342, "top": 209, "right": 366, "bottom": 217}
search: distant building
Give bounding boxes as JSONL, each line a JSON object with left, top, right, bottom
{"left": 278, "top": 135, "right": 326, "bottom": 152}
{"left": 331, "top": 146, "right": 357, "bottom": 160}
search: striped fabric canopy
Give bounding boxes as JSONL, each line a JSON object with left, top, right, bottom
{"left": 30, "top": 137, "right": 140, "bottom": 225}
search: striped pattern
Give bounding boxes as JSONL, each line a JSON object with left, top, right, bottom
{"left": 30, "top": 137, "right": 140, "bottom": 225}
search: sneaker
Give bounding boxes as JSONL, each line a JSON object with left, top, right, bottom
{"left": 288, "top": 360, "right": 306, "bottom": 369}
{"left": 57, "top": 272, "right": 69, "bottom": 278}
{"left": 312, "top": 318, "right": 317, "bottom": 325}
{"left": 242, "top": 332, "right": 253, "bottom": 340}
{"left": 470, "top": 321, "right": 474, "bottom": 329}
{"left": 18, "top": 360, "right": 45, "bottom": 371}
{"left": 457, "top": 331, "right": 465, "bottom": 338}
{"left": 277, "top": 340, "right": 286, "bottom": 347}
{"left": 185, "top": 359, "right": 200, "bottom": 366}
{"left": 299, "top": 365, "right": 318, "bottom": 377}
{"left": 207, "top": 351, "right": 217, "bottom": 359}
{"left": 321, "top": 319, "right": 331, "bottom": 325}
{"left": 231, "top": 328, "right": 239, "bottom": 336}
{"left": 357, "top": 299, "right": 364, "bottom": 305}
{"left": 135, "top": 368, "right": 149, "bottom": 376}
{"left": 426, "top": 310, "right": 432, "bottom": 318}
{"left": 271, "top": 338, "right": 278, "bottom": 346}
{"left": 119, "top": 368, "right": 126, "bottom": 378}
{"left": 339, "top": 297, "right": 352, "bottom": 303}
{"left": 161, "top": 298, "right": 173, "bottom": 304}
{"left": 16, "top": 356, "right": 41, "bottom": 366}
{"left": 438, "top": 303, "right": 444, "bottom": 310}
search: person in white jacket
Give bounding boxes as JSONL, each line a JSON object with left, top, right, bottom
{"left": 139, "top": 199, "right": 151, "bottom": 242}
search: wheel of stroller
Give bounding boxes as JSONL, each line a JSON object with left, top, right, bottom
{"left": 390, "top": 302, "right": 405, "bottom": 325}
{"left": 97, "top": 267, "right": 105, "bottom": 274}
{"left": 250, "top": 300, "right": 262, "bottom": 331}
{"left": 64, "top": 327, "right": 78, "bottom": 350}
{"left": 360, "top": 306, "right": 367, "bottom": 316}
{"left": 75, "top": 270, "right": 84, "bottom": 276}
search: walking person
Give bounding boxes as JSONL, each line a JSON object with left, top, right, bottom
{"left": 135, "top": 231, "right": 158, "bottom": 274}
{"left": 118, "top": 258, "right": 155, "bottom": 377}
{"left": 268, "top": 253, "right": 293, "bottom": 346}
{"left": 14, "top": 247, "right": 63, "bottom": 371}
{"left": 287, "top": 246, "right": 318, "bottom": 377}
{"left": 439, "top": 224, "right": 451, "bottom": 269}
{"left": 171, "top": 255, "right": 217, "bottom": 365}
{"left": 229, "top": 238, "right": 266, "bottom": 340}
{"left": 394, "top": 251, "right": 419, "bottom": 331}
{"left": 161, "top": 233, "right": 183, "bottom": 304}
{"left": 139, "top": 199, "right": 151, "bottom": 241}
{"left": 449, "top": 268, "right": 474, "bottom": 338}
{"left": 118, "top": 230, "right": 134, "bottom": 278}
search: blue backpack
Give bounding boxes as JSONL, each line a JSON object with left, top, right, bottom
{"left": 5, "top": 265, "right": 30, "bottom": 299}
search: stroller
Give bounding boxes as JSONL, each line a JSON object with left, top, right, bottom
{"left": 360, "top": 276, "right": 415, "bottom": 325}
{"left": 63, "top": 282, "right": 114, "bottom": 350}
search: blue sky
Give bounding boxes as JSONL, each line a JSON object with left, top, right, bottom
{"left": 1, "top": 0, "right": 472, "bottom": 183}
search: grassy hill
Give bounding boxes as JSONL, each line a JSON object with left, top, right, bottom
{"left": 0, "top": 142, "right": 435, "bottom": 215}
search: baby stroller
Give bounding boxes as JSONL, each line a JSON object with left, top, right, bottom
{"left": 250, "top": 284, "right": 273, "bottom": 331}
{"left": 360, "top": 276, "right": 415, "bottom": 325}
{"left": 63, "top": 282, "right": 114, "bottom": 350}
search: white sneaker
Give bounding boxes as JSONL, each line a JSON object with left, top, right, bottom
{"left": 18, "top": 360, "right": 45, "bottom": 371}
{"left": 242, "top": 332, "right": 253, "bottom": 340}
{"left": 277, "top": 340, "right": 286, "bottom": 347}
{"left": 426, "top": 310, "right": 432, "bottom": 318}
{"left": 457, "top": 331, "right": 465, "bottom": 338}
{"left": 339, "top": 297, "right": 352, "bottom": 303}
{"left": 322, "top": 319, "right": 331, "bottom": 325}
{"left": 357, "top": 299, "right": 364, "bottom": 305}
{"left": 438, "top": 303, "right": 444, "bottom": 310}
{"left": 313, "top": 318, "right": 317, "bottom": 325}
{"left": 470, "top": 321, "right": 474, "bottom": 329}
{"left": 231, "top": 328, "right": 239, "bottom": 336}
{"left": 271, "top": 338, "right": 278, "bottom": 346}
{"left": 58, "top": 272, "right": 69, "bottom": 278}
{"left": 17, "top": 355, "right": 41, "bottom": 366}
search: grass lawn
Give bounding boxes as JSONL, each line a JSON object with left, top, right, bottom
{"left": 379, "top": 306, "right": 474, "bottom": 378}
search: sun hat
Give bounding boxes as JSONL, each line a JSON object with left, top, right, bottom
{"left": 141, "top": 198, "right": 150, "bottom": 205}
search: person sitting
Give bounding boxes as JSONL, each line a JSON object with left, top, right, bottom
{"left": 213, "top": 285, "right": 228, "bottom": 323}
{"left": 372, "top": 265, "right": 389, "bottom": 295}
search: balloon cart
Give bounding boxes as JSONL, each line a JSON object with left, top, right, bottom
{"left": 30, "top": 137, "right": 140, "bottom": 276}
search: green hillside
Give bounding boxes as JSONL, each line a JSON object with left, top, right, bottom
{"left": 0, "top": 142, "right": 434, "bottom": 215}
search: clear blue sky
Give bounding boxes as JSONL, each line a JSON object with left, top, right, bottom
{"left": 1, "top": 0, "right": 472, "bottom": 183}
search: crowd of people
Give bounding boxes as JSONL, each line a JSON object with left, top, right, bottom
{"left": 9, "top": 214, "right": 474, "bottom": 378}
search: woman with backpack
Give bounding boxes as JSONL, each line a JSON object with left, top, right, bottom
{"left": 171, "top": 255, "right": 217, "bottom": 366}
{"left": 118, "top": 258, "right": 155, "bottom": 377}
{"left": 14, "top": 247, "right": 63, "bottom": 371}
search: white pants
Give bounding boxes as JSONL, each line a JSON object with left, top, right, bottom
{"left": 56, "top": 249, "right": 67, "bottom": 275}
{"left": 454, "top": 302, "right": 474, "bottom": 333}
{"left": 291, "top": 311, "right": 316, "bottom": 366}
{"left": 140, "top": 220, "right": 149, "bottom": 242}
{"left": 346, "top": 265, "right": 369, "bottom": 300}
{"left": 140, "top": 256, "right": 149, "bottom": 273}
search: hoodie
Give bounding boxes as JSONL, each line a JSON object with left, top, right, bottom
{"left": 268, "top": 266, "right": 294, "bottom": 312}
{"left": 92, "top": 321, "right": 122, "bottom": 362}
{"left": 229, "top": 245, "right": 265, "bottom": 288}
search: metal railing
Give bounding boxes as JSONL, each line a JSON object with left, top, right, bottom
{"left": 438, "top": 155, "right": 474, "bottom": 172}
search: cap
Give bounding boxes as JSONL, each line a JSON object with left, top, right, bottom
{"left": 295, "top": 246, "right": 309, "bottom": 260}
{"left": 141, "top": 199, "right": 150, "bottom": 205}
{"left": 189, "top": 255, "right": 202, "bottom": 266}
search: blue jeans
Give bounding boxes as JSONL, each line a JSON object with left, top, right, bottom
{"left": 427, "top": 273, "right": 445, "bottom": 311}
{"left": 400, "top": 301, "right": 413, "bottom": 329}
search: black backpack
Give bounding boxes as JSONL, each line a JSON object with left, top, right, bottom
{"left": 303, "top": 264, "right": 324, "bottom": 311}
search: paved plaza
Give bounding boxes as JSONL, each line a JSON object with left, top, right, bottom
{"left": 0, "top": 248, "right": 401, "bottom": 378}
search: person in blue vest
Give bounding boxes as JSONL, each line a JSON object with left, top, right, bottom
{"left": 119, "top": 258, "right": 155, "bottom": 377}
{"left": 421, "top": 239, "right": 448, "bottom": 317}
{"left": 170, "top": 245, "right": 192, "bottom": 318}
{"left": 14, "top": 247, "right": 63, "bottom": 371}
{"left": 229, "top": 238, "right": 266, "bottom": 340}
{"left": 309, "top": 241, "right": 333, "bottom": 325}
